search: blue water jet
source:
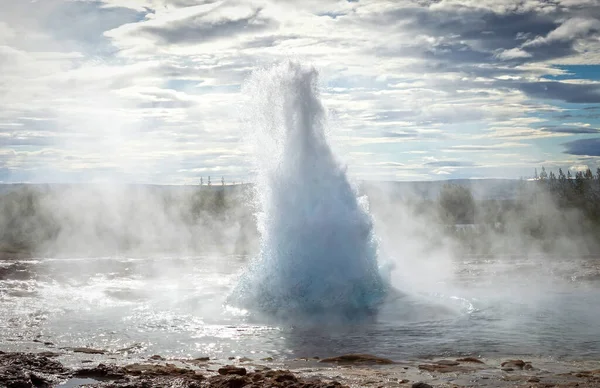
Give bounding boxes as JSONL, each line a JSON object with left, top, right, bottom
{"left": 231, "top": 62, "right": 388, "bottom": 319}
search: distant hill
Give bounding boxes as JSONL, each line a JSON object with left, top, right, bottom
{"left": 358, "top": 179, "right": 527, "bottom": 201}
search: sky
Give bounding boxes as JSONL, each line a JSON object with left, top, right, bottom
{"left": 1, "top": 0, "right": 600, "bottom": 184}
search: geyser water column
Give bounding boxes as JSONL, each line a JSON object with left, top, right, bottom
{"left": 232, "top": 62, "right": 387, "bottom": 317}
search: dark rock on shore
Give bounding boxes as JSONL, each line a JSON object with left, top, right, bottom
{"left": 417, "top": 359, "right": 482, "bottom": 374}
{"left": 0, "top": 351, "right": 349, "bottom": 388}
{"left": 456, "top": 357, "right": 484, "bottom": 364}
{"left": 36, "top": 352, "right": 61, "bottom": 358}
{"left": 75, "top": 363, "right": 127, "bottom": 379}
{"left": 0, "top": 262, "right": 34, "bottom": 281}
{"left": 218, "top": 365, "right": 247, "bottom": 375}
{"left": 0, "top": 352, "right": 70, "bottom": 388}
{"left": 66, "top": 347, "right": 107, "bottom": 355}
{"left": 411, "top": 383, "right": 433, "bottom": 388}
{"left": 123, "top": 363, "right": 205, "bottom": 379}
{"left": 501, "top": 359, "right": 533, "bottom": 370}
{"left": 433, "top": 360, "right": 459, "bottom": 366}
{"left": 73, "top": 366, "right": 348, "bottom": 387}
{"left": 208, "top": 369, "right": 348, "bottom": 388}
{"left": 419, "top": 363, "right": 462, "bottom": 373}
{"left": 319, "top": 354, "right": 395, "bottom": 364}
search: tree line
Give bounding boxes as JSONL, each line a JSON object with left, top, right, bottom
{"left": 437, "top": 167, "right": 600, "bottom": 254}
{"left": 0, "top": 184, "right": 257, "bottom": 257}
{"left": 533, "top": 166, "right": 600, "bottom": 223}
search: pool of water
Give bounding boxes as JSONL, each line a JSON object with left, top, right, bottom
{"left": 1, "top": 255, "right": 599, "bottom": 366}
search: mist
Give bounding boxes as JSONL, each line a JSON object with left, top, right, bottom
{"left": 0, "top": 183, "right": 258, "bottom": 258}
{"left": 1, "top": 170, "right": 598, "bottom": 267}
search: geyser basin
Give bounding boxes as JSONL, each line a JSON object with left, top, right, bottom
{"left": 230, "top": 62, "right": 387, "bottom": 318}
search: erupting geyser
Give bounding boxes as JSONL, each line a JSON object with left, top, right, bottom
{"left": 231, "top": 62, "right": 388, "bottom": 318}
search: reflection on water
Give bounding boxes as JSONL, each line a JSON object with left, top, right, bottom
{"left": 1, "top": 255, "right": 600, "bottom": 364}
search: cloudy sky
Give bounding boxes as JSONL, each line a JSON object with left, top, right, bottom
{"left": 1, "top": 0, "right": 600, "bottom": 184}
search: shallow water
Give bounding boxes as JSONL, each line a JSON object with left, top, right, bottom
{"left": 1, "top": 255, "right": 599, "bottom": 365}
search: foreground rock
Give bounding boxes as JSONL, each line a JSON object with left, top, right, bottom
{"left": 501, "top": 359, "right": 533, "bottom": 370}
{"left": 218, "top": 365, "right": 247, "bottom": 376}
{"left": 456, "top": 357, "right": 484, "bottom": 364}
{"left": 73, "top": 364, "right": 348, "bottom": 388}
{"left": 417, "top": 359, "right": 482, "bottom": 374}
{"left": 0, "top": 351, "right": 70, "bottom": 388}
{"left": 0, "top": 352, "right": 350, "bottom": 388}
{"left": 319, "top": 353, "right": 395, "bottom": 364}
{"left": 3, "top": 351, "right": 600, "bottom": 388}
{"left": 207, "top": 369, "right": 348, "bottom": 388}
{"left": 66, "top": 347, "right": 107, "bottom": 355}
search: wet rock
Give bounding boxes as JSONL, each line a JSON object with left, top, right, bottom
{"left": 501, "top": 359, "right": 529, "bottom": 370}
{"left": 0, "top": 352, "right": 69, "bottom": 388}
{"left": 435, "top": 360, "right": 459, "bottom": 366}
{"left": 123, "top": 363, "right": 203, "bottom": 379}
{"left": 218, "top": 365, "right": 247, "bottom": 376}
{"left": 573, "top": 369, "right": 600, "bottom": 378}
{"left": 186, "top": 357, "right": 210, "bottom": 366}
{"left": 68, "top": 347, "right": 106, "bottom": 355}
{"left": 274, "top": 372, "right": 297, "bottom": 383}
{"left": 0, "top": 262, "right": 34, "bottom": 281}
{"left": 76, "top": 365, "right": 204, "bottom": 387}
{"left": 319, "top": 354, "right": 395, "bottom": 365}
{"left": 266, "top": 370, "right": 299, "bottom": 383}
{"left": 75, "top": 363, "right": 126, "bottom": 379}
{"left": 148, "top": 355, "right": 165, "bottom": 361}
{"left": 501, "top": 374, "right": 522, "bottom": 382}
{"left": 209, "top": 370, "right": 347, "bottom": 388}
{"left": 209, "top": 374, "right": 249, "bottom": 388}
{"left": 36, "top": 352, "right": 61, "bottom": 358}
{"left": 418, "top": 363, "right": 469, "bottom": 373}
{"left": 528, "top": 377, "right": 541, "bottom": 382}
{"left": 29, "top": 373, "right": 50, "bottom": 387}
{"left": 456, "top": 357, "right": 484, "bottom": 364}
{"left": 0, "top": 352, "right": 351, "bottom": 388}
{"left": 32, "top": 340, "right": 54, "bottom": 347}
{"left": 411, "top": 383, "right": 433, "bottom": 388}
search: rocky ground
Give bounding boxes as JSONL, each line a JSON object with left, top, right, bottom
{"left": 2, "top": 351, "right": 600, "bottom": 388}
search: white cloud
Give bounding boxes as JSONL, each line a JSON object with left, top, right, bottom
{"left": 495, "top": 48, "right": 532, "bottom": 60}
{"left": 0, "top": 0, "right": 598, "bottom": 182}
{"left": 106, "top": 1, "right": 277, "bottom": 48}
{"left": 524, "top": 17, "right": 600, "bottom": 47}
{"left": 570, "top": 164, "right": 590, "bottom": 172}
